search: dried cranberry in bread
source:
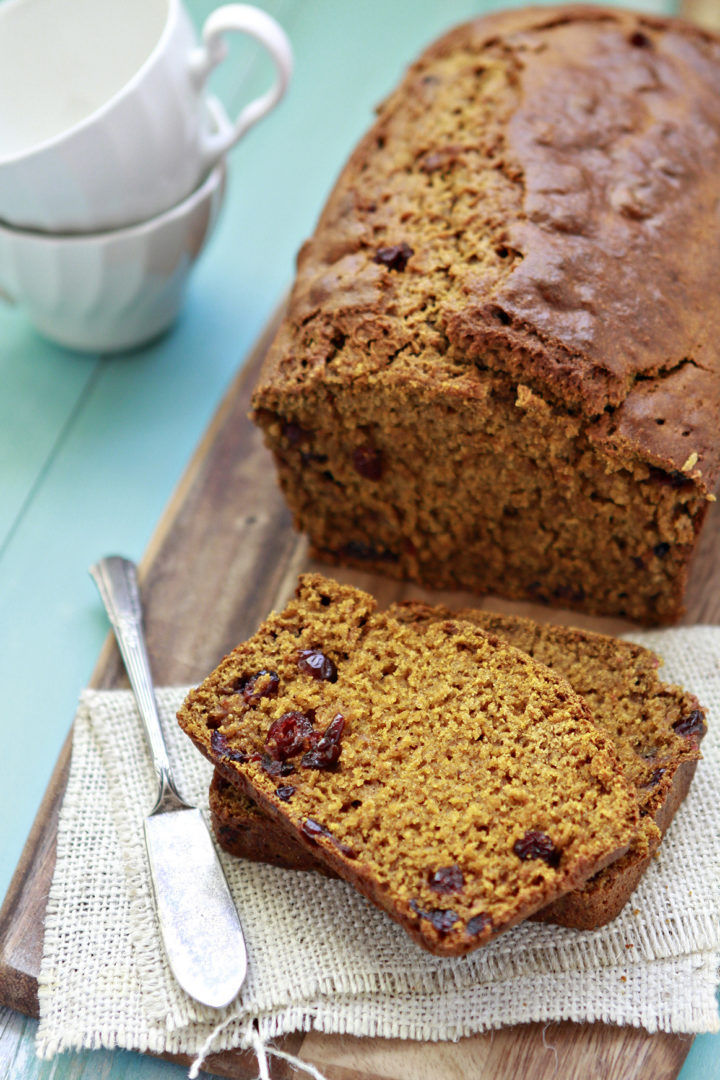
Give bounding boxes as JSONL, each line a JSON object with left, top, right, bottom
{"left": 178, "top": 575, "right": 638, "bottom": 955}
{"left": 210, "top": 771, "right": 333, "bottom": 876}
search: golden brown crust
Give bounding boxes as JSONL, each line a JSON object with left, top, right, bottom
{"left": 260, "top": 5, "right": 720, "bottom": 478}
{"left": 531, "top": 834, "right": 657, "bottom": 929}
{"left": 251, "top": 6, "right": 720, "bottom": 622}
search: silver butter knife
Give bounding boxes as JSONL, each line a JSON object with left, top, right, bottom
{"left": 90, "top": 555, "right": 247, "bottom": 1008}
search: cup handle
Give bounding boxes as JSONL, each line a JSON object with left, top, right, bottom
{"left": 189, "top": 4, "right": 292, "bottom": 163}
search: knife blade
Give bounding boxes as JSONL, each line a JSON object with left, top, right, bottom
{"left": 90, "top": 555, "right": 247, "bottom": 1008}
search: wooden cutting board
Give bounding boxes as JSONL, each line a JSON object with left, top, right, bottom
{"left": 0, "top": 307, "right": 717, "bottom": 1080}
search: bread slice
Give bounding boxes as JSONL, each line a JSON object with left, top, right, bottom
{"left": 208, "top": 604, "right": 705, "bottom": 929}
{"left": 395, "top": 604, "right": 705, "bottom": 928}
{"left": 178, "top": 574, "right": 639, "bottom": 955}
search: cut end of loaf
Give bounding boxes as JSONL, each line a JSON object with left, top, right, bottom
{"left": 251, "top": 6, "right": 720, "bottom": 622}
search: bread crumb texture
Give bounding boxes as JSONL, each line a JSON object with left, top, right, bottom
{"left": 179, "top": 575, "right": 639, "bottom": 955}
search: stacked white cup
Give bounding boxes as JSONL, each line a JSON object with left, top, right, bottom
{"left": 0, "top": 0, "right": 292, "bottom": 351}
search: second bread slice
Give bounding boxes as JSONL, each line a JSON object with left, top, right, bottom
{"left": 178, "top": 574, "right": 639, "bottom": 955}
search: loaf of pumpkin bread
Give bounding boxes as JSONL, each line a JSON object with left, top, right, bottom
{"left": 251, "top": 5, "right": 720, "bottom": 622}
{"left": 209, "top": 604, "right": 705, "bottom": 929}
{"left": 179, "top": 574, "right": 639, "bottom": 955}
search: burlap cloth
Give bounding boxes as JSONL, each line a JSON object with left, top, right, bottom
{"left": 36, "top": 627, "right": 720, "bottom": 1072}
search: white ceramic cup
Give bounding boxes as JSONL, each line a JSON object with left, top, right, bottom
{"left": 0, "top": 0, "right": 292, "bottom": 232}
{"left": 0, "top": 143, "right": 226, "bottom": 352}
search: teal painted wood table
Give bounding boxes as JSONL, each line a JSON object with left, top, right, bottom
{"left": 0, "top": 1, "right": 717, "bottom": 1077}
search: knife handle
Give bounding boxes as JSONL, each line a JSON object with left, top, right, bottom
{"left": 89, "top": 556, "right": 187, "bottom": 813}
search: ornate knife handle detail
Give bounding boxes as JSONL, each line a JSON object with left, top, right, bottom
{"left": 89, "top": 556, "right": 186, "bottom": 812}
{"left": 113, "top": 612, "right": 141, "bottom": 649}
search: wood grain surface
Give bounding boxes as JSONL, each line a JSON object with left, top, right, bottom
{"left": 679, "top": 0, "right": 720, "bottom": 31}
{"left": 0, "top": 307, "right": 717, "bottom": 1080}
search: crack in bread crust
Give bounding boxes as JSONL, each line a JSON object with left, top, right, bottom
{"left": 252, "top": 6, "right": 720, "bottom": 622}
